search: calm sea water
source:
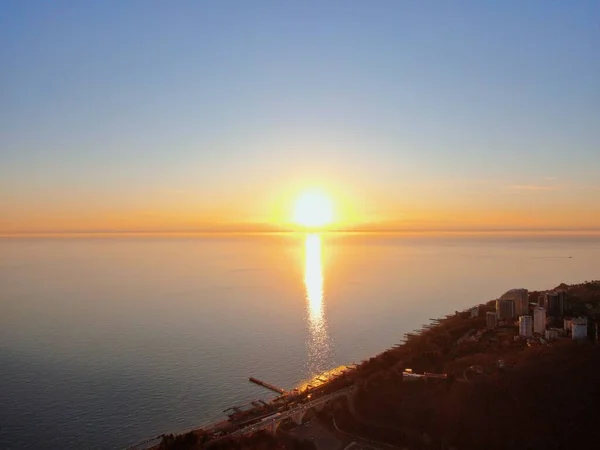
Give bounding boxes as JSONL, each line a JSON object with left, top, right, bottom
{"left": 2, "top": 233, "right": 600, "bottom": 449}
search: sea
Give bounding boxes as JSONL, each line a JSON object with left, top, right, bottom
{"left": 1, "top": 233, "right": 599, "bottom": 449}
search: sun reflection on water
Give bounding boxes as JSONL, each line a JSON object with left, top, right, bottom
{"left": 303, "top": 233, "right": 332, "bottom": 375}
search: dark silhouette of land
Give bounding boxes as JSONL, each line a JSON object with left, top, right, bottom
{"left": 155, "top": 281, "right": 600, "bottom": 450}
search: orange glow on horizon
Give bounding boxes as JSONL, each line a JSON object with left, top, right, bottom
{"left": 2, "top": 180, "right": 600, "bottom": 234}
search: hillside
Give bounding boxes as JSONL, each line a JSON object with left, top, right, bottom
{"left": 341, "top": 341, "right": 600, "bottom": 449}
{"left": 157, "top": 281, "right": 600, "bottom": 450}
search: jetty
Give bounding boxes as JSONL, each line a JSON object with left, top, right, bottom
{"left": 248, "top": 377, "right": 287, "bottom": 395}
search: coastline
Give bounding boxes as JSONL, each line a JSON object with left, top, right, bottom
{"left": 144, "top": 280, "right": 600, "bottom": 450}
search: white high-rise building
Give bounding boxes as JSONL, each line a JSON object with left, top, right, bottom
{"left": 519, "top": 315, "right": 533, "bottom": 337}
{"left": 572, "top": 317, "right": 588, "bottom": 341}
{"left": 544, "top": 329, "right": 558, "bottom": 341}
{"left": 533, "top": 306, "right": 546, "bottom": 334}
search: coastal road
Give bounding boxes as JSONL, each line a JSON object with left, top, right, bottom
{"left": 211, "top": 388, "right": 354, "bottom": 442}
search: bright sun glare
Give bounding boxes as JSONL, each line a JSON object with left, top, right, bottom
{"left": 293, "top": 190, "right": 334, "bottom": 228}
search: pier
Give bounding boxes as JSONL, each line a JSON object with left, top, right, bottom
{"left": 249, "top": 377, "right": 287, "bottom": 395}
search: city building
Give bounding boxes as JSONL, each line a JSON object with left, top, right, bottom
{"left": 556, "top": 288, "right": 568, "bottom": 311}
{"left": 533, "top": 306, "right": 546, "bottom": 334}
{"left": 486, "top": 311, "right": 498, "bottom": 329}
{"left": 496, "top": 298, "right": 516, "bottom": 321}
{"left": 519, "top": 315, "right": 533, "bottom": 337}
{"left": 541, "top": 291, "right": 564, "bottom": 317}
{"left": 500, "top": 288, "right": 529, "bottom": 316}
{"left": 572, "top": 317, "right": 588, "bottom": 341}
{"left": 544, "top": 329, "right": 559, "bottom": 341}
{"left": 552, "top": 327, "right": 566, "bottom": 337}
{"left": 470, "top": 306, "right": 479, "bottom": 318}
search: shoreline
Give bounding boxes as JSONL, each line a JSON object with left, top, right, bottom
{"left": 147, "top": 280, "right": 600, "bottom": 450}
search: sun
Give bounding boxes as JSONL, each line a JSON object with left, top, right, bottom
{"left": 293, "top": 190, "right": 334, "bottom": 228}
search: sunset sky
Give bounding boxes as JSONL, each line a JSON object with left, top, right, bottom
{"left": 2, "top": 1, "right": 599, "bottom": 234}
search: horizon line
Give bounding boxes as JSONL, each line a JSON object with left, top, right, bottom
{"left": 3, "top": 228, "right": 600, "bottom": 238}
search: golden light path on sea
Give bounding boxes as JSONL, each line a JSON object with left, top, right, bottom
{"left": 303, "top": 233, "right": 332, "bottom": 375}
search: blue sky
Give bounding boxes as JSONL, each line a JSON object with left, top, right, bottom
{"left": 1, "top": 1, "right": 599, "bottom": 232}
